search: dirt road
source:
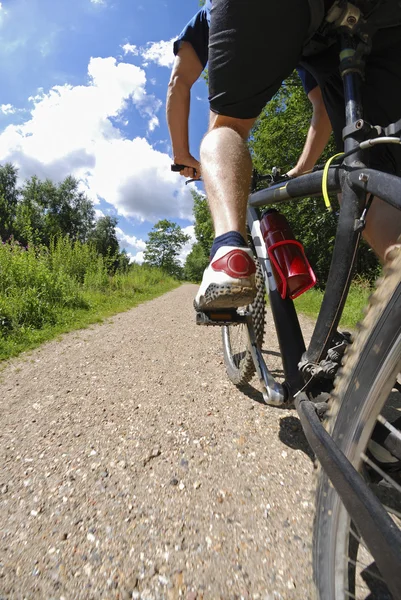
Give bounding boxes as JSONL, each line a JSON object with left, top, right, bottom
{"left": 0, "top": 284, "right": 317, "bottom": 600}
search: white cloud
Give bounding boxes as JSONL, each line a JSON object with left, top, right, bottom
{"left": 0, "top": 104, "right": 16, "bottom": 115}
{"left": 147, "top": 115, "right": 159, "bottom": 133}
{"left": 141, "top": 39, "right": 175, "bottom": 69}
{"left": 116, "top": 227, "right": 146, "bottom": 251}
{"left": 90, "top": 0, "right": 106, "bottom": 4}
{"left": 0, "top": 56, "right": 193, "bottom": 222}
{"left": 130, "top": 250, "right": 145, "bottom": 264}
{"left": 122, "top": 43, "right": 139, "bottom": 56}
{"left": 178, "top": 225, "right": 196, "bottom": 265}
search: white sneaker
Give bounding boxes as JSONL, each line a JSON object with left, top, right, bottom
{"left": 194, "top": 246, "right": 257, "bottom": 311}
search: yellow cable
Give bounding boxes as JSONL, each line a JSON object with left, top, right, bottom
{"left": 322, "top": 153, "right": 344, "bottom": 211}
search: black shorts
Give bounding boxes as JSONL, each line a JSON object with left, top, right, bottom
{"left": 208, "top": 0, "right": 312, "bottom": 120}
{"left": 208, "top": 1, "right": 401, "bottom": 175}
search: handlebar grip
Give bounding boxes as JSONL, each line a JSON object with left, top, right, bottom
{"left": 171, "top": 164, "right": 197, "bottom": 176}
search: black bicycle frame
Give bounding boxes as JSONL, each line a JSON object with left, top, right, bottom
{"left": 248, "top": 47, "right": 401, "bottom": 394}
{"left": 246, "top": 20, "right": 401, "bottom": 595}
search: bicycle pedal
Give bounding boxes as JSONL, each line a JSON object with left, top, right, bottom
{"left": 195, "top": 309, "right": 248, "bottom": 326}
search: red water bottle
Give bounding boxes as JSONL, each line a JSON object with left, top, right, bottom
{"left": 259, "top": 209, "right": 316, "bottom": 299}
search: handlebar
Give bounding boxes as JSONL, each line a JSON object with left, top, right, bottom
{"left": 171, "top": 163, "right": 198, "bottom": 176}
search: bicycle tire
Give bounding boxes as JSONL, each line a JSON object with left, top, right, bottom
{"left": 221, "top": 258, "right": 266, "bottom": 386}
{"left": 314, "top": 245, "right": 401, "bottom": 600}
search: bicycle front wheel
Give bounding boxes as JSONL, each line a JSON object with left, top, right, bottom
{"left": 314, "top": 246, "right": 401, "bottom": 599}
{"left": 221, "top": 258, "right": 266, "bottom": 386}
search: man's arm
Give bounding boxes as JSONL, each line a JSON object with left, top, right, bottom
{"left": 287, "top": 85, "right": 332, "bottom": 177}
{"left": 166, "top": 41, "right": 203, "bottom": 179}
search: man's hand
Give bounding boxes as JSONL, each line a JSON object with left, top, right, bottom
{"left": 286, "top": 167, "right": 301, "bottom": 178}
{"left": 173, "top": 153, "right": 201, "bottom": 179}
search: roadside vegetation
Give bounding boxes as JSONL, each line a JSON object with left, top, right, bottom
{"left": 0, "top": 237, "right": 179, "bottom": 360}
{"left": 0, "top": 164, "right": 186, "bottom": 361}
{"left": 294, "top": 277, "right": 373, "bottom": 330}
{"left": 0, "top": 69, "right": 382, "bottom": 360}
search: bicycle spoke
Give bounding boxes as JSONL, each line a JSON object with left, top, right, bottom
{"left": 376, "top": 414, "right": 401, "bottom": 460}
{"left": 347, "top": 559, "right": 387, "bottom": 584}
{"left": 383, "top": 504, "right": 401, "bottom": 520}
{"left": 361, "top": 452, "right": 401, "bottom": 494}
{"left": 349, "top": 526, "right": 366, "bottom": 549}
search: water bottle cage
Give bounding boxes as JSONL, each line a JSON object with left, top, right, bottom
{"left": 267, "top": 240, "right": 317, "bottom": 300}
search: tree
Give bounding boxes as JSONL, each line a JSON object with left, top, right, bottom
{"left": 13, "top": 175, "right": 96, "bottom": 246}
{"left": 89, "top": 216, "right": 119, "bottom": 258}
{"left": 183, "top": 189, "right": 213, "bottom": 281}
{"left": 0, "top": 163, "right": 19, "bottom": 241}
{"left": 249, "top": 71, "right": 380, "bottom": 286}
{"left": 192, "top": 189, "right": 213, "bottom": 256}
{"left": 40, "top": 176, "right": 95, "bottom": 243}
{"left": 143, "top": 219, "right": 190, "bottom": 278}
{"left": 184, "top": 241, "right": 209, "bottom": 282}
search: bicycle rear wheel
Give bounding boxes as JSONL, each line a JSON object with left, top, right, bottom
{"left": 314, "top": 246, "right": 401, "bottom": 599}
{"left": 221, "top": 258, "right": 266, "bottom": 386}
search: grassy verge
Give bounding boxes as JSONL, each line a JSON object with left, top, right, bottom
{"left": 294, "top": 278, "right": 373, "bottom": 330}
{"left": 0, "top": 239, "right": 180, "bottom": 361}
{"left": 0, "top": 280, "right": 180, "bottom": 361}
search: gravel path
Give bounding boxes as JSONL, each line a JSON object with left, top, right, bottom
{"left": 0, "top": 284, "right": 317, "bottom": 600}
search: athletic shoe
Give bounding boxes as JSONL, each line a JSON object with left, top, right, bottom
{"left": 194, "top": 246, "right": 257, "bottom": 311}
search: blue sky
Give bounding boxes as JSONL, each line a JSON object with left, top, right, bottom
{"left": 0, "top": 0, "right": 209, "bottom": 262}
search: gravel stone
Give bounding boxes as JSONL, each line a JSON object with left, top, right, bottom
{"left": 0, "top": 285, "right": 317, "bottom": 599}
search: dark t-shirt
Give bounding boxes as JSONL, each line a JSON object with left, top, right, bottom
{"left": 296, "top": 66, "right": 318, "bottom": 95}
{"left": 173, "top": 5, "right": 210, "bottom": 70}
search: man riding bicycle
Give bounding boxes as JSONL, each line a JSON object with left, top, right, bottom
{"left": 178, "top": 0, "right": 401, "bottom": 314}
{"left": 167, "top": 1, "right": 332, "bottom": 182}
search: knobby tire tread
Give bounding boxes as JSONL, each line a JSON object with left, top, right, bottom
{"left": 313, "top": 242, "right": 401, "bottom": 599}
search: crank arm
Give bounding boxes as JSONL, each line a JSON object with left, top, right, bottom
{"left": 246, "top": 315, "right": 286, "bottom": 406}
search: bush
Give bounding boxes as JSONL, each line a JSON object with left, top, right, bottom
{"left": 0, "top": 239, "right": 89, "bottom": 338}
{"left": 0, "top": 238, "right": 180, "bottom": 348}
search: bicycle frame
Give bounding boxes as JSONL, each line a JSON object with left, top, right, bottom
{"left": 244, "top": 10, "right": 401, "bottom": 596}
{"left": 248, "top": 165, "right": 401, "bottom": 396}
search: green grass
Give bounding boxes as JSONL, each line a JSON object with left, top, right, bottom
{"left": 294, "top": 278, "right": 373, "bottom": 329}
{"left": 0, "top": 239, "right": 180, "bottom": 361}
{"left": 0, "top": 281, "right": 180, "bottom": 361}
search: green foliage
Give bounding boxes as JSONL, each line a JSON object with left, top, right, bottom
{"left": 294, "top": 277, "right": 373, "bottom": 329}
{"left": 184, "top": 241, "right": 209, "bottom": 282}
{"left": 0, "top": 237, "right": 179, "bottom": 359}
{"left": 0, "top": 166, "right": 96, "bottom": 247}
{"left": 183, "top": 189, "right": 213, "bottom": 282}
{"left": 250, "top": 71, "right": 380, "bottom": 285}
{"left": 0, "top": 239, "right": 87, "bottom": 334}
{"left": 0, "top": 163, "right": 19, "bottom": 241}
{"left": 192, "top": 189, "right": 214, "bottom": 256}
{"left": 143, "top": 219, "right": 190, "bottom": 278}
{"left": 88, "top": 216, "right": 119, "bottom": 258}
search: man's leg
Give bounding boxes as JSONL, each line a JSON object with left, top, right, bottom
{"left": 363, "top": 197, "right": 401, "bottom": 262}
{"left": 200, "top": 114, "right": 256, "bottom": 241}
{"left": 194, "top": 0, "right": 311, "bottom": 312}
{"left": 337, "top": 192, "right": 401, "bottom": 262}
{"left": 194, "top": 116, "right": 258, "bottom": 312}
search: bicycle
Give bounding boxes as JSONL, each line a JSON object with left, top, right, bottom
{"left": 182, "top": 2, "right": 401, "bottom": 598}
